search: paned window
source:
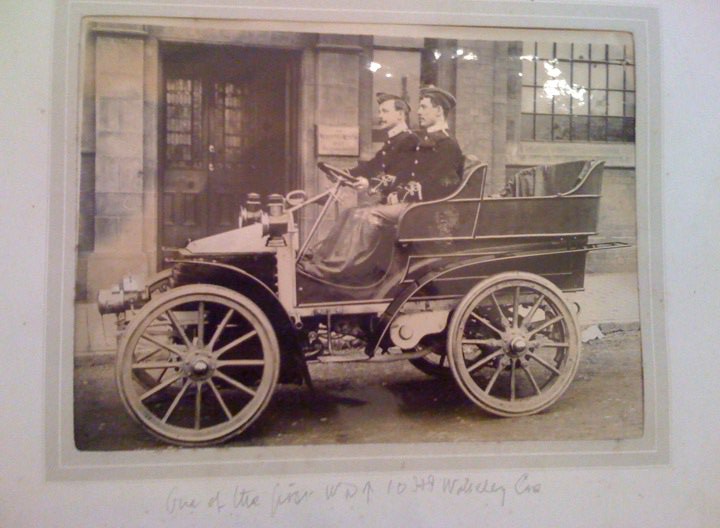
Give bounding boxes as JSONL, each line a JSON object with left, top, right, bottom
{"left": 216, "top": 82, "right": 245, "bottom": 163}
{"left": 165, "top": 78, "right": 203, "bottom": 167}
{"left": 521, "top": 42, "right": 635, "bottom": 142}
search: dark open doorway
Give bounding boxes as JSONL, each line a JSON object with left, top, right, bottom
{"left": 159, "top": 44, "right": 300, "bottom": 252}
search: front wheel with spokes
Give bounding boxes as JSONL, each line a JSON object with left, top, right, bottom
{"left": 116, "top": 284, "right": 279, "bottom": 446}
{"left": 447, "top": 272, "right": 580, "bottom": 417}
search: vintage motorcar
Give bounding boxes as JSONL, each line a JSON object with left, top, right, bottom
{"left": 97, "top": 159, "right": 624, "bottom": 446}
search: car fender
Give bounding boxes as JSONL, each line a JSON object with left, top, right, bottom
{"left": 169, "top": 259, "right": 309, "bottom": 385}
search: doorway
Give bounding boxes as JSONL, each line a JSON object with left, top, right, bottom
{"left": 159, "top": 44, "right": 299, "bottom": 251}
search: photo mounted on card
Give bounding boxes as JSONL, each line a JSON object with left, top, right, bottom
{"left": 47, "top": 1, "right": 665, "bottom": 479}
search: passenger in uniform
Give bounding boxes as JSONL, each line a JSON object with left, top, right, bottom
{"left": 299, "top": 87, "right": 463, "bottom": 285}
{"left": 299, "top": 93, "right": 418, "bottom": 283}
{"left": 411, "top": 85, "right": 465, "bottom": 201}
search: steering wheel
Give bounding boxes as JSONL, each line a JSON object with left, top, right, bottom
{"left": 285, "top": 189, "right": 307, "bottom": 206}
{"left": 317, "top": 162, "right": 361, "bottom": 186}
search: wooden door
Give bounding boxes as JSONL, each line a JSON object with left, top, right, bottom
{"left": 161, "top": 46, "right": 297, "bottom": 250}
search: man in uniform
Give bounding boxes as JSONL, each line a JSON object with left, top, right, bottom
{"left": 409, "top": 85, "right": 465, "bottom": 201}
{"left": 348, "top": 92, "right": 419, "bottom": 202}
{"left": 299, "top": 93, "right": 419, "bottom": 283}
{"left": 300, "top": 87, "right": 464, "bottom": 284}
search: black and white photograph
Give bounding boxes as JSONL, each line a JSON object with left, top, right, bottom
{"left": 9, "top": 0, "right": 720, "bottom": 526}
{"left": 72, "top": 18, "right": 643, "bottom": 450}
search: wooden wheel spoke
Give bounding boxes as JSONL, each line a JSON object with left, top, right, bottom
{"left": 520, "top": 364, "right": 541, "bottom": 395}
{"left": 208, "top": 379, "right": 233, "bottom": 421}
{"left": 167, "top": 310, "right": 193, "bottom": 349}
{"left": 526, "top": 314, "right": 564, "bottom": 338}
{"left": 512, "top": 286, "right": 520, "bottom": 329}
{"left": 213, "top": 330, "right": 258, "bottom": 358}
{"left": 194, "top": 382, "right": 203, "bottom": 430}
{"left": 462, "top": 338, "right": 504, "bottom": 348}
{"left": 155, "top": 368, "right": 170, "bottom": 384}
{"left": 139, "top": 372, "right": 184, "bottom": 401}
{"left": 469, "top": 312, "right": 503, "bottom": 337}
{"left": 490, "top": 292, "right": 510, "bottom": 329}
{"left": 510, "top": 360, "right": 517, "bottom": 401}
{"left": 120, "top": 286, "right": 280, "bottom": 446}
{"left": 448, "top": 274, "right": 579, "bottom": 417}
{"left": 522, "top": 293, "right": 546, "bottom": 329}
{"left": 132, "top": 361, "right": 180, "bottom": 370}
{"left": 162, "top": 379, "right": 191, "bottom": 423}
{"left": 135, "top": 346, "right": 163, "bottom": 364}
{"left": 140, "top": 334, "right": 187, "bottom": 361}
{"left": 213, "top": 370, "right": 256, "bottom": 398}
{"left": 216, "top": 359, "right": 265, "bottom": 367}
{"left": 484, "top": 362, "right": 505, "bottom": 394}
{"left": 207, "top": 308, "right": 234, "bottom": 351}
{"left": 197, "top": 302, "right": 205, "bottom": 347}
{"left": 526, "top": 352, "right": 561, "bottom": 376}
{"left": 466, "top": 349, "right": 504, "bottom": 374}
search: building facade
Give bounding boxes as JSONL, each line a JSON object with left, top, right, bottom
{"left": 77, "top": 20, "right": 636, "bottom": 299}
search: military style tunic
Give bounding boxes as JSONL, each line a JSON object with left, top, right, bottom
{"left": 299, "top": 127, "right": 464, "bottom": 285}
{"left": 349, "top": 129, "right": 419, "bottom": 199}
{"left": 409, "top": 128, "right": 465, "bottom": 201}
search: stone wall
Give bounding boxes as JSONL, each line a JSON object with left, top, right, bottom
{"left": 454, "top": 40, "right": 509, "bottom": 194}
{"left": 587, "top": 168, "right": 637, "bottom": 272}
{"left": 76, "top": 30, "right": 97, "bottom": 300}
{"left": 86, "top": 31, "right": 149, "bottom": 299}
{"left": 78, "top": 25, "right": 326, "bottom": 299}
{"left": 303, "top": 36, "right": 364, "bottom": 241}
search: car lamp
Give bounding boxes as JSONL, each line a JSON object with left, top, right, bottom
{"left": 97, "top": 275, "right": 147, "bottom": 315}
{"left": 238, "top": 192, "right": 263, "bottom": 227}
{"left": 266, "top": 193, "right": 288, "bottom": 246}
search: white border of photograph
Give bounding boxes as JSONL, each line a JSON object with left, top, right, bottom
{"left": 46, "top": 0, "right": 666, "bottom": 480}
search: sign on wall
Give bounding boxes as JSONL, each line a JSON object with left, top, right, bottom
{"left": 316, "top": 125, "right": 360, "bottom": 156}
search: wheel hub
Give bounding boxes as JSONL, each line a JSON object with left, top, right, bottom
{"left": 504, "top": 332, "right": 531, "bottom": 359}
{"left": 510, "top": 336, "right": 527, "bottom": 354}
{"left": 192, "top": 359, "right": 209, "bottom": 375}
{"left": 185, "top": 351, "right": 215, "bottom": 381}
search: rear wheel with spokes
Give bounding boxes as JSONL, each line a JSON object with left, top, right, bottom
{"left": 116, "top": 284, "right": 279, "bottom": 446}
{"left": 447, "top": 272, "right": 580, "bottom": 417}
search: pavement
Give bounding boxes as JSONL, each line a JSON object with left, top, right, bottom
{"left": 74, "top": 272, "right": 640, "bottom": 359}
{"left": 564, "top": 271, "right": 640, "bottom": 332}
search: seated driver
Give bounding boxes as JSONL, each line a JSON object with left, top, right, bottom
{"left": 347, "top": 92, "right": 420, "bottom": 203}
{"left": 299, "top": 87, "right": 463, "bottom": 285}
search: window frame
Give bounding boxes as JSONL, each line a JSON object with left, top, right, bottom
{"left": 521, "top": 41, "right": 636, "bottom": 143}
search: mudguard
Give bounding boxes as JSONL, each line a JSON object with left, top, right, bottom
{"left": 169, "top": 259, "right": 310, "bottom": 386}
{"left": 366, "top": 241, "right": 624, "bottom": 356}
